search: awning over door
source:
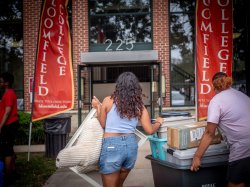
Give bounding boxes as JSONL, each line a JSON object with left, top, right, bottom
{"left": 80, "top": 50, "right": 158, "bottom": 65}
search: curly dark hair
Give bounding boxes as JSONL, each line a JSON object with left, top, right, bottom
{"left": 111, "top": 72, "right": 144, "bottom": 119}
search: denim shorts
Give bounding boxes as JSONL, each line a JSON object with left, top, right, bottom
{"left": 99, "top": 134, "right": 138, "bottom": 174}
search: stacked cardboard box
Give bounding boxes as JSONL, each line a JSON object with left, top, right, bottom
{"left": 167, "top": 121, "right": 221, "bottom": 150}
{"left": 157, "top": 116, "right": 196, "bottom": 139}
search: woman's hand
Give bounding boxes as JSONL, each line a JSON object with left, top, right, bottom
{"left": 91, "top": 96, "right": 101, "bottom": 109}
{"left": 155, "top": 117, "right": 163, "bottom": 125}
{"left": 190, "top": 155, "right": 201, "bottom": 172}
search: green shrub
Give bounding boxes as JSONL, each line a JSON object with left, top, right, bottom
{"left": 16, "top": 112, "right": 45, "bottom": 145}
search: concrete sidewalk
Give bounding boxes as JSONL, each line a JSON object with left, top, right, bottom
{"left": 43, "top": 141, "right": 155, "bottom": 187}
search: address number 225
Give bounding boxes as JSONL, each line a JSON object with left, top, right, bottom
{"left": 105, "top": 38, "right": 134, "bottom": 51}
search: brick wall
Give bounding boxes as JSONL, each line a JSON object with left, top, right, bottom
{"left": 23, "top": 0, "right": 42, "bottom": 111}
{"left": 23, "top": 0, "right": 89, "bottom": 111}
{"left": 72, "top": 0, "right": 89, "bottom": 109}
{"left": 22, "top": 0, "right": 171, "bottom": 112}
{"left": 153, "top": 0, "right": 170, "bottom": 107}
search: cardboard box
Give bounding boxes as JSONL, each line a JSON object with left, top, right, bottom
{"left": 167, "top": 121, "right": 221, "bottom": 150}
{"left": 157, "top": 116, "right": 196, "bottom": 139}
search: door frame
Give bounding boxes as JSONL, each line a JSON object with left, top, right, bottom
{"left": 77, "top": 62, "right": 162, "bottom": 126}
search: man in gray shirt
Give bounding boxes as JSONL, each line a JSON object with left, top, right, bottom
{"left": 191, "top": 72, "right": 250, "bottom": 187}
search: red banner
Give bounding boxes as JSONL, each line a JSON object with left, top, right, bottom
{"left": 32, "top": 0, "right": 74, "bottom": 121}
{"left": 196, "top": 0, "right": 232, "bottom": 121}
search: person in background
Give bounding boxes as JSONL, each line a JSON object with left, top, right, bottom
{"left": 92, "top": 72, "right": 163, "bottom": 187}
{"left": 0, "top": 72, "right": 19, "bottom": 186}
{"left": 191, "top": 72, "right": 250, "bottom": 187}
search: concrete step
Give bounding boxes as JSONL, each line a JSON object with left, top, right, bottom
{"left": 14, "top": 144, "right": 45, "bottom": 153}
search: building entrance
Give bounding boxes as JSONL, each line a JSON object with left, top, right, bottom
{"left": 77, "top": 62, "right": 162, "bottom": 126}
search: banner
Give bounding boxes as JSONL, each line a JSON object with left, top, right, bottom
{"left": 196, "top": 0, "right": 232, "bottom": 121}
{"left": 32, "top": 0, "right": 74, "bottom": 121}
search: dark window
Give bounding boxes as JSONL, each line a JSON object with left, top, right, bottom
{"left": 170, "top": 0, "right": 195, "bottom": 13}
{"left": 169, "top": 0, "right": 248, "bottom": 106}
{"left": 106, "top": 66, "right": 150, "bottom": 82}
{"left": 89, "top": 0, "right": 152, "bottom": 52}
{"left": 0, "top": 1, "right": 72, "bottom": 110}
{"left": 68, "top": 0, "right": 72, "bottom": 30}
{"left": 232, "top": 0, "right": 247, "bottom": 94}
{"left": 0, "top": 0, "right": 23, "bottom": 110}
{"left": 169, "top": 0, "right": 195, "bottom": 106}
{"left": 92, "top": 66, "right": 150, "bottom": 83}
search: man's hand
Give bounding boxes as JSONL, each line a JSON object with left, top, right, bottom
{"left": 190, "top": 155, "right": 201, "bottom": 172}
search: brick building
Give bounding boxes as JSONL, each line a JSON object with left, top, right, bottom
{"left": 0, "top": 0, "right": 249, "bottom": 122}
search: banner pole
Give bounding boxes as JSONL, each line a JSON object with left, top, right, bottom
{"left": 195, "top": 0, "right": 198, "bottom": 122}
{"left": 27, "top": 121, "right": 33, "bottom": 162}
{"left": 27, "top": 0, "right": 45, "bottom": 162}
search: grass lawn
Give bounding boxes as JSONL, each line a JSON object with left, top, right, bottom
{"left": 10, "top": 152, "right": 56, "bottom": 187}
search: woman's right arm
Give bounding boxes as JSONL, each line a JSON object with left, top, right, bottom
{"left": 140, "top": 106, "right": 163, "bottom": 135}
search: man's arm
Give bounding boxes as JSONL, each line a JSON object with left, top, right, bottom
{"left": 190, "top": 122, "right": 217, "bottom": 171}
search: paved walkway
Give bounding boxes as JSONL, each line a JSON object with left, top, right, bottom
{"left": 43, "top": 141, "right": 155, "bottom": 187}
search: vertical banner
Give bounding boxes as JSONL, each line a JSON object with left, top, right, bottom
{"left": 32, "top": 0, "right": 74, "bottom": 121}
{"left": 196, "top": 0, "right": 232, "bottom": 121}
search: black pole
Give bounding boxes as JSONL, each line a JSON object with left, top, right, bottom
{"left": 27, "top": 0, "right": 46, "bottom": 162}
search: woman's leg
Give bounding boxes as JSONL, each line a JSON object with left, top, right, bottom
{"left": 4, "top": 156, "right": 12, "bottom": 174}
{"left": 118, "top": 168, "right": 131, "bottom": 187}
{"left": 101, "top": 171, "right": 120, "bottom": 187}
{"left": 101, "top": 169, "right": 131, "bottom": 187}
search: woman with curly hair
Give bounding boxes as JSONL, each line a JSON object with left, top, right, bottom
{"left": 92, "top": 72, "right": 163, "bottom": 187}
{"left": 191, "top": 72, "right": 250, "bottom": 187}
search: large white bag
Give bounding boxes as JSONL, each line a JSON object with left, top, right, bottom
{"left": 56, "top": 117, "right": 103, "bottom": 173}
